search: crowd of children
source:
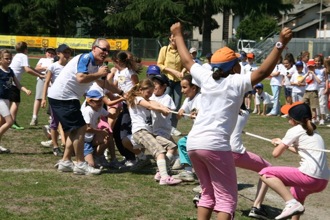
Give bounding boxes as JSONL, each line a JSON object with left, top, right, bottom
{"left": 1, "top": 22, "right": 329, "bottom": 219}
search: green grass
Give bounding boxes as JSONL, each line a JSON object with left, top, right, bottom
{"left": 0, "top": 58, "right": 329, "bottom": 219}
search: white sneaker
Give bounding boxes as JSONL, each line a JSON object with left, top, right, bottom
{"left": 29, "top": 118, "right": 38, "bottom": 126}
{"left": 171, "top": 127, "right": 182, "bottom": 136}
{"left": 0, "top": 146, "right": 10, "bottom": 154}
{"left": 171, "top": 157, "right": 183, "bottom": 170}
{"left": 281, "top": 114, "right": 288, "bottom": 118}
{"left": 58, "top": 160, "right": 74, "bottom": 172}
{"left": 124, "top": 160, "right": 136, "bottom": 167}
{"left": 73, "top": 162, "right": 101, "bottom": 175}
{"left": 41, "top": 140, "right": 52, "bottom": 147}
{"left": 275, "top": 202, "right": 304, "bottom": 219}
{"left": 42, "top": 125, "right": 51, "bottom": 139}
{"left": 319, "top": 119, "right": 325, "bottom": 125}
{"left": 193, "top": 185, "right": 202, "bottom": 193}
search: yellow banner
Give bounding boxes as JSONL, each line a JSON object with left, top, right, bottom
{"left": 0, "top": 35, "right": 16, "bottom": 46}
{"left": 0, "top": 35, "right": 128, "bottom": 50}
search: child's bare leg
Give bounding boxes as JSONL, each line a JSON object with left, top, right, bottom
{"left": 58, "top": 123, "right": 66, "bottom": 146}
{"left": 0, "top": 115, "right": 14, "bottom": 140}
{"left": 252, "top": 180, "right": 268, "bottom": 208}
{"left": 84, "top": 153, "right": 95, "bottom": 167}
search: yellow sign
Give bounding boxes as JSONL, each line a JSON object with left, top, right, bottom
{"left": 0, "top": 35, "right": 128, "bottom": 50}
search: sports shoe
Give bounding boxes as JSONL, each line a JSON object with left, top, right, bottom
{"left": 154, "top": 171, "right": 161, "bottom": 182}
{"left": 193, "top": 185, "right": 202, "bottom": 193}
{"left": 108, "top": 159, "right": 122, "bottom": 169}
{"left": 319, "top": 119, "right": 325, "bottom": 125}
{"left": 171, "top": 127, "right": 182, "bottom": 136}
{"left": 73, "top": 161, "right": 101, "bottom": 175}
{"left": 11, "top": 122, "right": 24, "bottom": 130}
{"left": 41, "top": 140, "right": 53, "bottom": 147}
{"left": 0, "top": 146, "right": 10, "bottom": 154}
{"left": 281, "top": 114, "right": 288, "bottom": 118}
{"left": 193, "top": 193, "right": 201, "bottom": 208}
{"left": 29, "top": 118, "right": 38, "bottom": 126}
{"left": 124, "top": 159, "right": 136, "bottom": 167}
{"left": 173, "top": 170, "right": 195, "bottom": 182}
{"left": 159, "top": 176, "right": 182, "bottom": 185}
{"left": 42, "top": 125, "right": 51, "bottom": 139}
{"left": 248, "top": 206, "right": 268, "bottom": 219}
{"left": 53, "top": 147, "right": 63, "bottom": 156}
{"left": 94, "top": 155, "right": 111, "bottom": 168}
{"left": 130, "top": 158, "right": 151, "bottom": 171}
{"left": 275, "top": 202, "right": 305, "bottom": 220}
{"left": 252, "top": 109, "right": 258, "bottom": 114}
{"left": 58, "top": 160, "right": 74, "bottom": 172}
{"left": 171, "top": 157, "right": 183, "bottom": 170}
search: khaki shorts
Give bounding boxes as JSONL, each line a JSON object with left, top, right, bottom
{"left": 302, "top": 90, "right": 319, "bottom": 109}
{"left": 133, "top": 129, "right": 176, "bottom": 158}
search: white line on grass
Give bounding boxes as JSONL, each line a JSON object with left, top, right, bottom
{"left": 0, "top": 168, "right": 54, "bottom": 172}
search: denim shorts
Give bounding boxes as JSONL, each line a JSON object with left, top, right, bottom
{"left": 84, "top": 142, "right": 94, "bottom": 156}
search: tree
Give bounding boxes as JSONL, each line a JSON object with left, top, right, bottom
{"left": 236, "top": 15, "right": 279, "bottom": 40}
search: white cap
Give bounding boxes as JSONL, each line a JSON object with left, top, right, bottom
{"left": 189, "top": 47, "right": 197, "bottom": 53}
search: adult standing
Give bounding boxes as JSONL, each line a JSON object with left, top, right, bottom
{"left": 157, "top": 35, "right": 186, "bottom": 136}
{"left": 48, "top": 38, "right": 122, "bottom": 175}
{"left": 30, "top": 47, "right": 56, "bottom": 126}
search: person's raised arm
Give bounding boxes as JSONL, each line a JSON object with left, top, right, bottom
{"left": 170, "top": 22, "right": 195, "bottom": 72}
{"left": 251, "top": 28, "right": 292, "bottom": 86}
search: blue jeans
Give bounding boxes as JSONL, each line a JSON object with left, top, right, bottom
{"left": 165, "top": 80, "right": 182, "bottom": 128}
{"left": 269, "top": 85, "right": 281, "bottom": 115}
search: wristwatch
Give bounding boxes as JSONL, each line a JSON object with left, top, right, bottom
{"left": 275, "top": 42, "right": 283, "bottom": 49}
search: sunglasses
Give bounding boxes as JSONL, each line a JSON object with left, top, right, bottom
{"left": 96, "top": 46, "right": 109, "bottom": 53}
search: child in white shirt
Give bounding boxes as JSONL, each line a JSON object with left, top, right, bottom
{"left": 254, "top": 83, "right": 274, "bottom": 115}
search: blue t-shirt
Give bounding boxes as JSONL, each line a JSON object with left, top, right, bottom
{"left": 0, "top": 67, "right": 15, "bottom": 99}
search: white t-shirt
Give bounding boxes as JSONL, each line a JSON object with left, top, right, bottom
{"left": 129, "top": 96, "right": 153, "bottom": 134}
{"left": 281, "top": 125, "right": 329, "bottom": 180}
{"left": 202, "top": 63, "right": 212, "bottom": 71}
{"left": 255, "top": 91, "right": 273, "bottom": 105}
{"left": 305, "top": 71, "right": 320, "bottom": 91}
{"left": 180, "top": 92, "right": 202, "bottom": 118}
{"left": 187, "top": 63, "right": 252, "bottom": 151}
{"left": 270, "top": 64, "right": 285, "bottom": 86}
{"left": 315, "top": 68, "right": 326, "bottom": 88}
{"left": 150, "top": 93, "right": 176, "bottom": 139}
{"left": 82, "top": 105, "right": 109, "bottom": 142}
{"left": 243, "top": 63, "right": 258, "bottom": 75}
{"left": 230, "top": 110, "right": 250, "bottom": 154}
{"left": 283, "top": 66, "right": 295, "bottom": 88}
{"left": 37, "top": 57, "right": 54, "bottom": 75}
{"left": 9, "top": 53, "right": 29, "bottom": 82}
{"left": 290, "top": 72, "right": 306, "bottom": 94}
{"left": 114, "top": 67, "right": 136, "bottom": 93}
{"left": 48, "top": 53, "right": 99, "bottom": 100}
{"left": 47, "top": 61, "right": 64, "bottom": 83}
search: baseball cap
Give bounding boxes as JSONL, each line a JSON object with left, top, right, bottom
{"left": 56, "top": 44, "right": 72, "bottom": 53}
{"left": 45, "top": 47, "right": 55, "bottom": 53}
{"left": 150, "top": 74, "right": 169, "bottom": 85}
{"left": 247, "top": 53, "right": 255, "bottom": 59}
{"left": 86, "top": 90, "right": 103, "bottom": 101}
{"left": 146, "top": 65, "right": 161, "bottom": 75}
{"left": 295, "top": 61, "right": 304, "bottom": 66}
{"left": 240, "top": 51, "right": 247, "bottom": 58}
{"left": 189, "top": 47, "right": 197, "bottom": 54}
{"left": 210, "top": 47, "right": 240, "bottom": 72}
{"left": 280, "top": 102, "right": 312, "bottom": 122}
{"left": 255, "top": 83, "right": 263, "bottom": 89}
{"left": 307, "top": 59, "right": 315, "bottom": 67}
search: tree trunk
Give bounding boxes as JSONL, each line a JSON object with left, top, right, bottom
{"left": 201, "top": 2, "right": 212, "bottom": 55}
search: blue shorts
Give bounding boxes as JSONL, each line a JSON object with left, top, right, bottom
{"left": 284, "top": 87, "right": 292, "bottom": 98}
{"left": 84, "top": 142, "right": 94, "bottom": 156}
{"left": 48, "top": 98, "right": 86, "bottom": 132}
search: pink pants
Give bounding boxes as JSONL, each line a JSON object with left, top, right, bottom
{"left": 260, "top": 166, "right": 328, "bottom": 203}
{"left": 189, "top": 149, "right": 237, "bottom": 217}
{"left": 232, "top": 151, "right": 271, "bottom": 172}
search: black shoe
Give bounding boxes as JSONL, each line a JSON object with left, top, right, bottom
{"left": 53, "top": 147, "right": 63, "bottom": 156}
{"left": 248, "top": 206, "right": 268, "bottom": 219}
{"left": 193, "top": 193, "right": 201, "bottom": 208}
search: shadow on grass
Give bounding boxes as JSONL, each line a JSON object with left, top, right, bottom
{"left": 238, "top": 183, "right": 254, "bottom": 191}
{"left": 240, "top": 204, "right": 282, "bottom": 219}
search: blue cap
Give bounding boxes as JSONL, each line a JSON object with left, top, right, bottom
{"left": 295, "top": 61, "right": 303, "bottom": 66}
{"left": 146, "top": 65, "right": 161, "bottom": 75}
{"left": 240, "top": 51, "right": 247, "bottom": 58}
{"left": 205, "top": 53, "right": 213, "bottom": 59}
{"left": 86, "top": 90, "right": 103, "bottom": 100}
{"left": 255, "top": 83, "right": 263, "bottom": 89}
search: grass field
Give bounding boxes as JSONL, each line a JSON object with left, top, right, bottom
{"left": 0, "top": 57, "right": 329, "bottom": 220}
